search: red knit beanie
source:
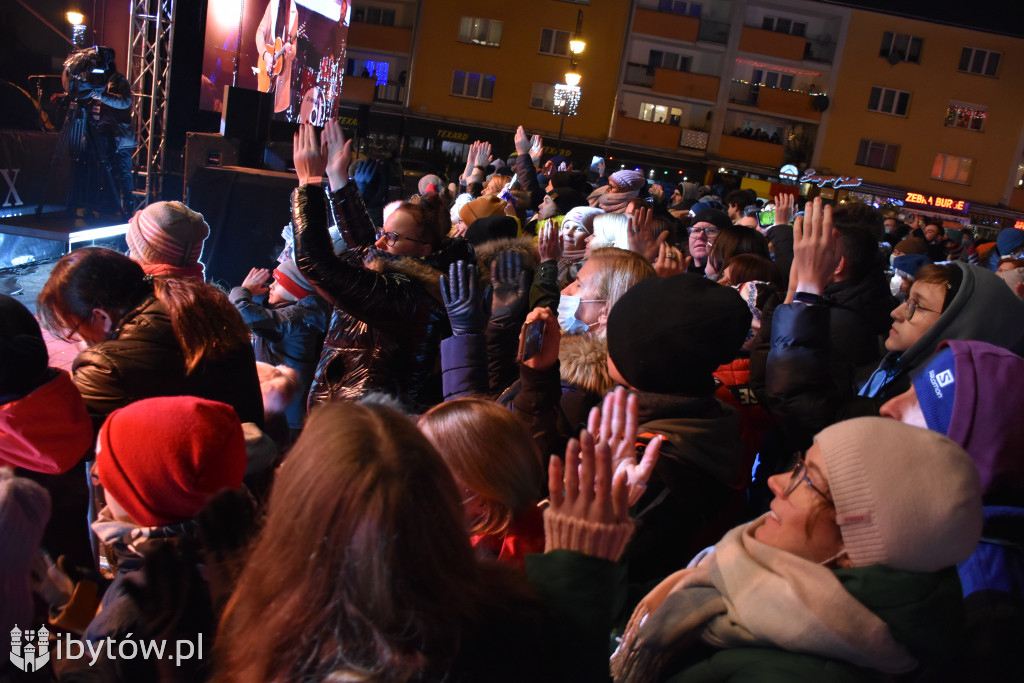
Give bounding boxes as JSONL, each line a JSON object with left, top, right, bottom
{"left": 96, "top": 396, "right": 247, "bottom": 527}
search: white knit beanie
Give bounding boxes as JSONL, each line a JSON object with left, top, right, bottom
{"left": 815, "top": 417, "right": 982, "bottom": 573}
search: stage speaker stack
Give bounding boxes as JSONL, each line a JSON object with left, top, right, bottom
{"left": 221, "top": 86, "right": 274, "bottom": 168}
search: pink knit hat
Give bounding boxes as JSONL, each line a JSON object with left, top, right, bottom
{"left": 815, "top": 417, "right": 982, "bottom": 572}
{"left": 127, "top": 201, "right": 210, "bottom": 271}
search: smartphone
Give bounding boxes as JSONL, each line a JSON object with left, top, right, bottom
{"left": 757, "top": 209, "right": 776, "bottom": 227}
{"left": 518, "top": 319, "right": 545, "bottom": 363}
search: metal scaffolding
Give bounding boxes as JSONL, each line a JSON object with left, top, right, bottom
{"left": 127, "top": 0, "right": 175, "bottom": 207}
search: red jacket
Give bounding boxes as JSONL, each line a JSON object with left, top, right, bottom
{"left": 1, "top": 370, "right": 92, "bottom": 474}
{"left": 714, "top": 357, "right": 774, "bottom": 476}
{"left": 471, "top": 504, "right": 546, "bottom": 572}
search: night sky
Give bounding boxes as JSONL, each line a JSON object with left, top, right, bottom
{"left": 822, "top": 0, "right": 1021, "bottom": 39}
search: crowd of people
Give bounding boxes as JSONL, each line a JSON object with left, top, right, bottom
{"left": 3, "top": 118, "right": 1024, "bottom": 682}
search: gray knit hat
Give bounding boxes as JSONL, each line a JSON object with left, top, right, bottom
{"left": 815, "top": 417, "right": 982, "bottom": 572}
{"left": 126, "top": 201, "right": 210, "bottom": 268}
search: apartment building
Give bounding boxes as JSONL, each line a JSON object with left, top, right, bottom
{"left": 815, "top": 8, "right": 1024, "bottom": 229}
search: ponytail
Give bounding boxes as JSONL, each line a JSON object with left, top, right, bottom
{"left": 152, "top": 277, "right": 250, "bottom": 374}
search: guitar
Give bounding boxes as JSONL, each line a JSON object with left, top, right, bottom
{"left": 255, "top": 20, "right": 307, "bottom": 93}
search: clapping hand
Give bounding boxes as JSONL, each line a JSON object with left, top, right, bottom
{"left": 440, "top": 260, "right": 489, "bottom": 336}
{"left": 490, "top": 250, "right": 531, "bottom": 331}
{"left": 588, "top": 386, "right": 662, "bottom": 506}
{"left": 322, "top": 119, "right": 352, "bottom": 191}
{"left": 790, "top": 196, "right": 841, "bottom": 298}
{"left": 628, "top": 206, "right": 669, "bottom": 263}
{"left": 774, "top": 192, "right": 795, "bottom": 226}
{"left": 537, "top": 223, "right": 562, "bottom": 263}
{"left": 241, "top": 267, "right": 271, "bottom": 296}
{"left": 293, "top": 123, "right": 327, "bottom": 187}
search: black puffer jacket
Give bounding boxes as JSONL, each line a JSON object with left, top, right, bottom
{"left": 293, "top": 183, "right": 474, "bottom": 410}
{"left": 73, "top": 295, "right": 264, "bottom": 426}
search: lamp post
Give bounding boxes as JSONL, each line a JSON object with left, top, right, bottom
{"left": 67, "top": 11, "right": 86, "bottom": 47}
{"left": 554, "top": 9, "right": 585, "bottom": 146}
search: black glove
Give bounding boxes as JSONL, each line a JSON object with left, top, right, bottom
{"left": 489, "top": 250, "right": 531, "bottom": 330}
{"left": 441, "top": 260, "right": 489, "bottom": 336}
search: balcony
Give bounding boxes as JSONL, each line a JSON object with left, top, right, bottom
{"left": 697, "top": 19, "right": 730, "bottom": 45}
{"left": 728, "top": 81, "right": 821, "bottom": 120}
{"left": 624, "top": 63, "right": 655, "bottom": 88}
{"left": 338, "top": 75, "right": 376, "bottom": 104}
{"left": 652, "top": 68, "right": 720, "bottom": 102}
{"left": 719, "top": 134, "right": 785, "bottom": 168}
{"left": 738, "top": 26, "right": 807, "bottom": 62}
{"left": 375, "top": 83, "right": 406, "bottom": 105}
{"left": 347, "top": 23, "right": 413, "bottom": 53}
{"left": 804, "top": 36, "right": 836, "bottom": 64}
{"left": 613, "top": 116, "right": 687, "bottom": 152}
{"left": 633, "top": 8, "right": 699, "bottom": 43}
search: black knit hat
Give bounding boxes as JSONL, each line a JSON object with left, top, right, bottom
{"left": 0, "top": 294, "right": 49, "bottom": 398}
{"left": 606, "top": 274, "right": 752, "bottom": 394}
{"left": 464, "top": 215, "right": 519, "bottom": 246}
{"left": 690, "top": 207, "right": 732, "bottom": 233}
{"left": 547, "top": 187, "right": 587, "bottom": 216}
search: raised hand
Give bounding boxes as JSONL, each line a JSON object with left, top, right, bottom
{"left": 628, "top": 206, "right": 669, "bottom": 263}
{"left": 537, "top": 223, "right": 562, "bottom": 263}
{"left": 774, "top": 192, "right": 795, "bottom": 226}
{"left": 440, "top": 260, "right": 488, "bottom": 336}
{"left": 588, "top": 386, "right": 663, "bottom": 506}
{"left": 241, "top": 267, "right": 271, "bottom": 296}
{"left": 490, "top": 250, "right": 531, "bottom": 331}
{"left": 322, "top": 119, "right": 352, "bottom": 191}
{"left": 530, "top": 134, "right": 544, "bottom": 166}
{"left": 474, "top": 140, "right": 492, "bottom": 168}
{"left": 648, "top": 183, "right": 664, "bottom": 203}
{"left": 353, "top": 158, "right": 386, "bottom": 207}
{"left": 549, "top": 428, "right": 629, "bottom": 527}
{"left": 792, "top": 196, "right": 841, "bottom": 296}
{"left": 293, "top": 123, "right": 327, "bottom": 187}
{"left": 653, "top": 242, "right": 684, "bottom": 278}
{"left": 514, "top": 126, "right": 531, "bottom": 155}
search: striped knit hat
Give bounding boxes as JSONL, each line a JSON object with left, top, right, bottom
{"left": 127, "top": 201, "right": 210, "bottom": 271}
{"left": 814, "top": 417, "right": 982, "bottom": 572}
{"left": 272, "top": 259, "right": 314, "bottom": 302}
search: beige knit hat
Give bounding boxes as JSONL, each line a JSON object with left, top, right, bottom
{"left": 458, "top": 195, "right": 506, "bottom": 228}
{"left": 127, "top": 201, "right": 210, "bottom": 268}
{"left": 815, "top": 417, "right": 982, "bottom": 573}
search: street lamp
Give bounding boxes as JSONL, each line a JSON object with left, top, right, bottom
{"left": 67, "top": 11, "right": 86, "bottom": 47}
{"left": 554, "top": 9, "right": 585, "bottom": 145}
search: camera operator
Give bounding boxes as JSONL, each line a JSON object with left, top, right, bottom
{"left": 62, "top": 46, "right": 136, "bottom": 216}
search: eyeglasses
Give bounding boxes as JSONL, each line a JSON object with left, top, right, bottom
{"left": 784, "top": 454, "right": 834, "bottom": 508}
{"left": 904, "top": 298, "right": 940, "bottom": 321}
{"left": 375, "top": 229, "right": 431, "bottom": 247}
{"left": 687, "top": 225, "right": 720, "bottom": 238}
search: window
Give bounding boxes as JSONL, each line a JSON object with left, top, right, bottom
{"left": 932, "top": 154, "right": 975, "bottom": 184}
{"left": 751, "top": 69, "right": 794, "bottom": 90}
{"left": 959, "top": 47, "right": 1000, "bottom": 76}
{"left": 530, "top": 83, "right": 555, "bottom": 110}
{"left": 658, "top": 0, "right": 702, "bottom": 16}
{"left": 539, "top": 28, "right": 571, "bottom": 56}
{"left": 856, "top": 139, "right": 899, "bottom": 170}
{"left": 458, "top": 17, "right": 502, "bottom": 47}
{"left": 451, "top": 70, "right": 495, "bottom": 100}
{"left": 867, "top": 87, "right": 910, "bottom": 116}
{"left": 352, "top": 5, "right": 396, "bottom": 26}
{"left": 879, "top": 32, "right": 922, "bottom": 63}
{"left": 639, "top": 102, "right": 683, "bottom": 124}
{"left": 762, "top": 16, "right": 807, "bottom": 37}
{"left": 648, "top": 49, "right": 692, "bottom": 72}
{"left": 945, "top": 103, "right": 986, "bottom": 131}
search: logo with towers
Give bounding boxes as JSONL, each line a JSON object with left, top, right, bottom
{"left": 10, "top": 625, "right": 51, "bottom": 672}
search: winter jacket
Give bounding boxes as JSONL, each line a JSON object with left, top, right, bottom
{"left": 1, "top": 370, "right": 92, "bottom": 475}
{"left": 512, "top": 151, "right": 545, "bottom": 211}
{"left": 471, "top": 504, "right": 546, "bottom": 572}
{"left": 229, "top": 287, "right": 330, "bottom": 428}
{"left": 625, "top": 392, "right": 747, "bottom": 586}
{"left": 712, "top": 357, "right": 773, "bottom": 478}
{"left": 293, "top": 183, "right": 474, "bottom": 410}
{"left": 72, "top": 295, "right": 264, "bottom": 426}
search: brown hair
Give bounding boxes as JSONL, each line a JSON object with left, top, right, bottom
{"left": 586, "top": 247, "right": 657, "bottom": 311}
{"left": 392, "top": 193, "right": 451, "bottom": 247}
{"left": 706, "top": 224, "right": 770, "bottom": 276}
{"left": 722, "top": 253, "right": 783, "bottom": 289}
{"left": 483, "top": 173, "right": 513, "bottom": 196}
{"left": 215, "top": 400, "right": 526, "bottom": 682}
{"left": 418, "top": 399, "right": 544, "bottom": 537}
{"left": 37, "top": 247, "right": 248, "bottom": 373}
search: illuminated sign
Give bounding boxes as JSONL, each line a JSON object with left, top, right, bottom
{"left": 903, "top": 192, "right": 969, "bottom": 213}
{"left": 799, "top": 168, "right": 863, "bottom": 189}
{"left": 337, "top": 116, "right": 359, "bottom": 126}
{"left": 779, "top": 164, "right": 799, "bottom": 181}
{"left": 1014, "top": 220, "right": 1024, "bottom": 230}
{"left": 437, "top": 128, "right": 470, "bottom": 141}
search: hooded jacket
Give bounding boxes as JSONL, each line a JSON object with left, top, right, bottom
{"left": 293, "top": 183, "right": 474, "bottom": 409}
{"left": 860, "top": 262, "right": 1024, "bottom": 397}
{"left": 1, "top": 370, "right": 92, "bottom": 474}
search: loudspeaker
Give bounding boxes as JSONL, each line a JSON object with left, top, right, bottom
{"left": 183, "top": 133, "right": 239, "bottom": 199}
{"left": 221, "top": 86, "right": 273, "bottom": 168}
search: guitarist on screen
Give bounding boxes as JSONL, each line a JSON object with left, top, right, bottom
{"left": 255, "top": 0, "right": 299, "bottom": 113}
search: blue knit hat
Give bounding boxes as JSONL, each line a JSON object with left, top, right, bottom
{"left": 997, "top": 228, "right": 1024, "bottom": 256}
{"left": 912, "top": 347, "right": 957, "bottom": 434}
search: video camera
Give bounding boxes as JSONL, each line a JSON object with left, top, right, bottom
{"left": 62, "top": 46, "right": 114, "bottom": 99}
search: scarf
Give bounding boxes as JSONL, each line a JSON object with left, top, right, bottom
{"left": 92, "top": 506, "right": 196, "bottom": 573}
{"left": 610, "top": 517, "right": 917, "bottom": 682}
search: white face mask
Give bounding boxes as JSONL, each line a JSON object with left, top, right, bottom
{"left": 557, "top": 294, "right": 591, "bottom": 335}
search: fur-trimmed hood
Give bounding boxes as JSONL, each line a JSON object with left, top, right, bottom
{"left": 559, "top": 333, "right": 614, "bottom": 396}
{"left": 362, "top": 237, "right": 477, "bottom": 305}
{"left": 474, "top": 236, "right": 539, "bottom": 274}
